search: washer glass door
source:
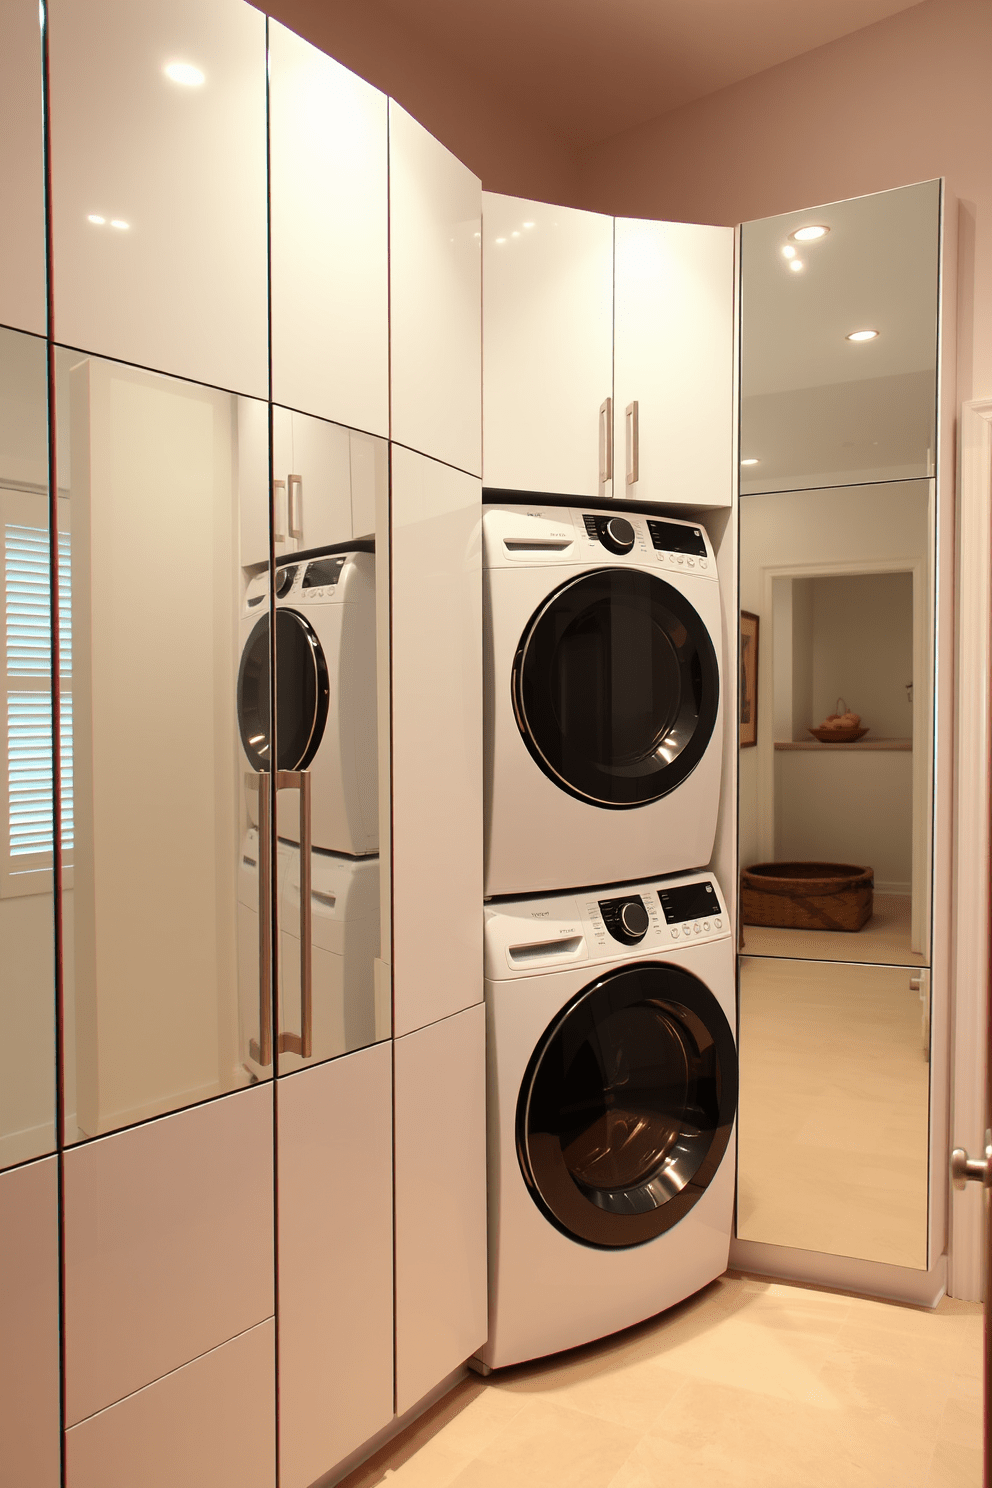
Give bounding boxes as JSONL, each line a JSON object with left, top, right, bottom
{"left": 518, "top": 962, "right": 737, "bottom": 1248}
{"left": 238, "top": 606, "right": 329, "bottom": 771}
{"left": 513, "top": 569, "right": 719, "bottom": 808}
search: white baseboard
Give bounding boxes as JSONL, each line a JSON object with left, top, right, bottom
{"left": 729, "top": 1237, "right": 946, "bottom": 1308}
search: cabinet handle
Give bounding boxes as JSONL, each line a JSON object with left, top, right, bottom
{"left": 248, "top": 770, "right": 273, "bottom": 1068}
{"left": 599, "top": 398, "right": 613, "bottom": 485}
{"left": 625, "top": 401, "right": 639, "bottom": 487}
{"left": 288, "top": 474, "right": 303, "bottom": 540}
{"left": 273, "top": 478, "right": 287, "bottom": 543}
{"left": 276, "top": 769, "right": 313, "bottom": 1060}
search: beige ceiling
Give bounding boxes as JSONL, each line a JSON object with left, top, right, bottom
{"left": 354, "top": 0, "right": 925, "bottom": 147}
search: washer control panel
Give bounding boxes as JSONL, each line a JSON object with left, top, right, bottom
{"left": 483, "top": 503, "right": 715, "bottom": 576}
{"left": 485, "top": 871, "right": 729, "bottom": 980}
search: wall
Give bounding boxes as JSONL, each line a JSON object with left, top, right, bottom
{"left": 575, "top": 0, "right": 992, "bottom": 403}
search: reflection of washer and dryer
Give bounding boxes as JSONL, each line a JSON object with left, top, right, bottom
{"left": 238, "top": 830, "right": 382, "bottom": 1075}
{"left": 484, "top": 500, "right": 724, "bottom": 897}
{"left": 238, "top": 543, "right": 378, "bottom": 857}
{"left": 478, "top": 871, "right": 737, "bottom": 1370}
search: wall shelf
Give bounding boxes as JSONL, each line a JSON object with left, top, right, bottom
{"left": 774, "top": 738, "right": 912, "bottom": 752}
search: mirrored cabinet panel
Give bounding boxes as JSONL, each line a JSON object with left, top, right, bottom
{"left": 58, "top": 350, "right": 271, "bottom": 1143}
{"left": 740, "top": 180, "right": 939, "bottom": 496}
{"left": 0, "top": 328, "right": 56, "bottom": 1170}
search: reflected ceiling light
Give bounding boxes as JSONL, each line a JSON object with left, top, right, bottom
{"left": 523, "top": 221, "right": 535, "bottom": 228}
{"left": 110, "top": 219, "right": 130, "bottom": 230}
{"left": 741, "top": 458, "right": 760, "bottom": 466}
{"left": 87, "top": 213, "right": 106, "bottom": 225}
{"left": 511, "top": 231, "right": 520, "bottom": 237}
{"left": 164, "top": 61, "right": 205, "bottom": 86}
{"left": 781, "top": 245, "right": 796, "bottom": 259}
{"left": 790, "top": 224, "right": 829, "bottom": 242}
{"left": 789, "top": 259, "right": 804, "bottom": 272}
{"left": 846, "top": 329, "right": 879, "bottom": 341}
{"left": 495, "top": 237, "right": 506, "bottom": 244}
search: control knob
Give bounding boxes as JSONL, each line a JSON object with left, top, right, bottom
{"left": 599, "top": 516, "right": 635, "bottom": 555}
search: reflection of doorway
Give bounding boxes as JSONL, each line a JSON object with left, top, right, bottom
{"left": 751, "top": 557, "right": 930, "bottom": 962}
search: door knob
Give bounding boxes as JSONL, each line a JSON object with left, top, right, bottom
{"left": 951, "top": 1131, "right": 992, "bottom": 1190}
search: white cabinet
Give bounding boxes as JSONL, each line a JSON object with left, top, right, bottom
{"left": 614, "top": 217, "right": 735, "bottom": 507}
{"left": 269, "top": 23, "right": 388, "bottom": 436}
{"left": 482, "top": 194, "right": 614, "bottom": 498}
{"left": 65, "top": 1319, "right": 275, "bottom": 1488}
{"left": 268, "top": 406, "right": 385, "bottom": 565}
{"left": 0, "top": 0, "right": 46, "bottom": 335}
{"left": 49, "top": 0, "right": 268, "bottom": 397}
{"left": 277, "top": 1046, "right": 393, "bottom": 1488}
{"left": 389, "top": 103, "right": 482, "bottom": 477}
{"left": 0, "top": 1157, "right": 60, "bottom": 1488}
{"left": 394, "top": 1004, "right": 488, "bottom": 1414}
{"left": 63, "top": 1085, "right": 274, "bottom": 1425}
{"left": 389, "top": 445, "right": 482, "bottom": 1037}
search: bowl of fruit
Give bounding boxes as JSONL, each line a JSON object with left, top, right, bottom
{"left": 808, "top": 700, "right": 869, "bottom": 744}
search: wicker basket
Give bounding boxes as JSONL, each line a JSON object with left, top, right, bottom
{"left": 741, "top": 861, "right": 874, "bottom": 932}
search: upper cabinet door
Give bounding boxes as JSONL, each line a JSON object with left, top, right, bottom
{"left": 269, "top": 24, "right": 388, "bottom": 437}
{"left": 614, "top": 218, "right": 734, "bottom": 508}
{"left": 482, "top": 194, "right": 613, "bottom": 498}
{"left": 389, "top": 103, "right": 481, "bottom": 478}
{"left": 0, "top": 1, "right": 46, "bottom": 335}
{"left": 48, "top": 0, "right": 268, "bottom": 398}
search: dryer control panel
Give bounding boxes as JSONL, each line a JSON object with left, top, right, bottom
{"left": 485, "top": 871, "right": 729, "bottom": 981}
{"left": 483, "top": 503, "right": 716, "bottom": 577}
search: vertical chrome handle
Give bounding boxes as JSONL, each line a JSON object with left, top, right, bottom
{"left": 288, "top": 474, "right": 303, "bottom": 540}
{"left": 275, "top": 769, "right": 312, "bottom": 1060}
{"left": 273, "top": 478, "right": 287, "bottom": 543}
{"left": 625, "top": 401, "right": 639, "bottom": 486}
{"left": 599, "top": 398, "right": 613, "bottom": 485}
{"left": 251, "top": 770, "right": 273, "bottom": 1068}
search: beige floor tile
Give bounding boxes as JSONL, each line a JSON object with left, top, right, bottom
{"left": 429, "top": 1386, "right": 529, "bottom": 1457}
{"left": 447, "top": 1398, "right": 638, "bottom": 1488}
{"left": 937, "top": 1374, "right": 983, "bottom": 1449}
{"left": 741, "top": 892, "right": 924, "bottom": 967}
{"left": 926, "top": 1438, "right": 984, "bottom": 1488}
{"left": 379, "top": 1437, "right": 473, "bottom": 1488}
{"left": 817, "top": 1345, "right": 954, "bottom": 1436}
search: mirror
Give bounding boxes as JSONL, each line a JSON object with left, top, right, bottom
{"left": 740, "top": 180, "right": 939, "bottom": 496}
{"left": 737, "top": 181, "right": 939, "bottom": 1270}
{"left": 0, "top": 327, "right": 56, "bottom": 1169}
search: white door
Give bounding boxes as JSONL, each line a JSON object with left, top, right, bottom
{"left": 614, "top": 218, "right": 734, "bottom": 508}
{"left": 482, "top": 193, "right": 614, "bottom": 498}
{"left": 268, "top": 23, "right": 388, "bottom": 437}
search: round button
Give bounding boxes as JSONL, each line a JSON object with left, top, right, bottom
{"left": 693, "top": 923, "right": 702, "bottom": 934}
{"left": 687, "top": 557, "right": 695, "bottom": 567}
{"left": 700, "top": 557, "right": 709, "bottom": 569}
{"left": 619, "top": 899, "right": 650, "bottom": 940}
{"left": 682, "top": 925, "right": 691, "bottom": 937}
{"left": 676, "top": 555, "right": 685, "bottom": 565}
{"left": 702, "top": 921, "right": 710, "bottom": 931}
{"left": 599, "top": 515, "right": 635, "bottom": 555}
{"left": 670, "top": 928, "right": 679, "bottom": 940}
{"left": 715, "top": 917, "right": 723, "bottom": 928}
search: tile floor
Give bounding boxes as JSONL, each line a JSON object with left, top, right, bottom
{"left": 341, "top": 1275, "right": 983, "bottom": 1488}
{"left": 741, "top": 892, "right": 924, "bottom": 967}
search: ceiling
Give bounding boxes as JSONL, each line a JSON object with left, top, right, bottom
{"left": 350, "top": 0, "right": 925, "bottom": 148}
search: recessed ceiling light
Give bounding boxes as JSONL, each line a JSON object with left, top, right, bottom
{"left": 790, "top": 225, "right": 829, "bottom": 242}
{"left": 87, "top": 213, "right": 106, "bottom": 225}
{"left": 846, "top": 329, "right": 879, "bottom": 341}
{"left": 164, "top": 61, "right": 204, "bottom": 86}
{"left": 781, "top": 245, "right": 796, "bottom": 259}
{"left": 495, "top": 237, "right": 506, "bottom": 245}
{"left": 511, "top": 231, "right": 520, "bottom": 237}
{"left": 789, "top": 260, "right": 804, "bottom": 272}
{"left": 741, "top": 458, "right": 760, "bottom": 466}
{"left": 110, "top": 219, "right": 130, "bottom": 230}
{"left": 523, "top": 222, "right": 535, "bottom": 229}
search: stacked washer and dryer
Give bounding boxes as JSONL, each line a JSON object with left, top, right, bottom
{"left": 479, "top": 496, "right": 738, "bottom": 1371}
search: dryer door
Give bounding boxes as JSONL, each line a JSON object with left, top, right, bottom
{"left": 517, "top": 961, "right": 737, "bottom": 1249}
{"left": 513, "top": 568, "right": 719, "bottom": 807}
{"left": 238, "top": 609, "right": 329, "bottom": 771}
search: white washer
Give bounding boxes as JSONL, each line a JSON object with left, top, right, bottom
{"left": 238, "top": 544, "right": 378, "bottom": 856}
{"left": 480, "top": 871, "right": 737, "bottom": 1370}
{"left": 484, "top": 500, "right": 723, "bottom": 898}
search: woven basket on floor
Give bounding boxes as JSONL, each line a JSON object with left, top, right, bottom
{"left": 740, "top": 862, "right": 874, "bottom": 932}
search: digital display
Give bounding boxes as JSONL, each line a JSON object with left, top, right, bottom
{"left": 657, "top": 880, "right": 719, "bottom": 924}
{"left": 303, "top": 556, "right": 346, "bottom": 589}
{"left": 647, "top": 519, "right": 707, "bottom": 557}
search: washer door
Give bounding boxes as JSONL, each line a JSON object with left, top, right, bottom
{"left": 512, "top": 568, "right": 719, "bottom": 808}
{"left": 517, "top": 962, "right": 737, "bottom": 1249}
{"left": 238, "top": 609, "right": 329, "bottom": 771}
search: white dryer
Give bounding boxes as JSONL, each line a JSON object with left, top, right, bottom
{"left": 238, "top": 544, "right": 378, "bottom": 856}
{"left": 484, "top": 499, "right": 723, "bottom": 898}
{"left": 479, "top": 871, "right": 737, "bottom": 1371}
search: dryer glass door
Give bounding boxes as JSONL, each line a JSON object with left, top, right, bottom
{"left": 238, "top": 608, "right": 329, "bottom": 772}
{"left": 513, "top": 569, "right": 719, "bottom": 807}
{"left": 517, "top": 962, "right": 737, "bottom": 1248}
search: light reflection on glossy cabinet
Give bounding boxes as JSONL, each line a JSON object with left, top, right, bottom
{"left": 0, "top": 1, "right": 46, "bottom": 336}
{"left": 269, "top": 21, "right": 388, "bottom": 436}
{"left": 49, "top": 0, "right": 268, "bottom": 397}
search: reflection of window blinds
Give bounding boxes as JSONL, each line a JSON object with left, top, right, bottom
{"left": 4, "top": 523, "right": 73, "bottom": 859}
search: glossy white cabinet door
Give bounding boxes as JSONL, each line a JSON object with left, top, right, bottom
{"left": 482, "top": 193, "right": 614, "bottom": 497}
{"left": 394, "top": 1004, "right": 488, "bottom": 1414}
{"left": 389, "top": 446, "right": 482, "bottom": 1037}
{"left": 64, "top": 1084, "right": 274, "bottom": 1424}
{"left": 614, "top": 218, "right": 735, "bottom": 508}
{"left": 48, "top": 0, "right": 267, "bottom": 397}
{"left": 269, "top": 23, "right": 388, "bottom": 436}
{"left": 0, "top": 1157, "right": 60, "bottom": 1488}
{"left": 65, "top": 1319, "right": 275, "bottom": 1488}
{"left": 389, "top": 103, "right": 481, "bottom": 477}
{"left": 0, "top": 1, "right": 46, "bottom": 335}
{"left": 277, "top": 1045, "right": 393, "bottom": 1488}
